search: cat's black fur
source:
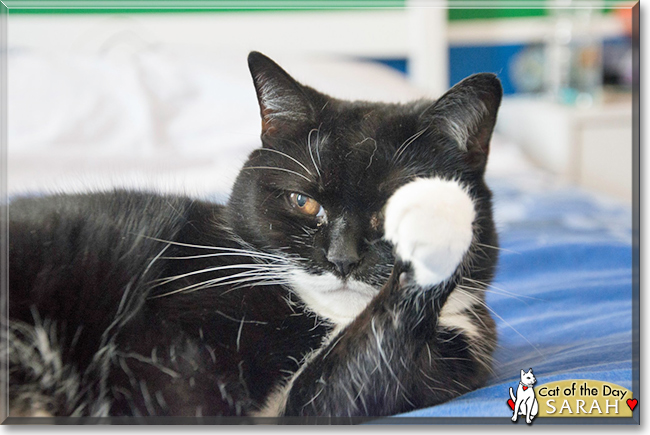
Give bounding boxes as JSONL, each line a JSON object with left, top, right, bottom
{"left": 6, "top": 52, "right": 501, "bottom": 418}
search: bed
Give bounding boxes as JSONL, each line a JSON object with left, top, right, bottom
{"left": 5, "top": 10, "right": 635, "bottom": 422}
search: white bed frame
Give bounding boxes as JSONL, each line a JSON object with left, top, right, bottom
{"left": 7, "top": 6, "right": 448, "bottom": 96}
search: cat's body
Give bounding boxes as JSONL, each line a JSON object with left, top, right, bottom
{"left": 9, "top": 192, "right": 322, "bottom": 416}
{"left": 7, "top": 52, "right": 501, "bottom": 418}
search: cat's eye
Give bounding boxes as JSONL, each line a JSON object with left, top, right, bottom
{"left": 289, "top": 193, "right": 325, "bottom": 220}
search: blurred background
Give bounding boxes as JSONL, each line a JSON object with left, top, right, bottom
{"left": 6, "top": 0, "right": 635, "bottom": 202}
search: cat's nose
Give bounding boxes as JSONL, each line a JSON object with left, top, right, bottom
{"left": 327, "top": 215, "right": 361, "bottom": 276}
{"left": 327, "top": 253, "right": 360, "bottom": 276}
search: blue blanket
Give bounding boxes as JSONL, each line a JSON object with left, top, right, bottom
{"left": 399, "top": 178, "right": 633, "bottom": 417}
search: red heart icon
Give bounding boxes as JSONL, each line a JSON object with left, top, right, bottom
{"left": 507, "top": 398, "right": 515, "bottom": 410}
{"left": 627, "top": 399, "right": 638, "bottom": 411}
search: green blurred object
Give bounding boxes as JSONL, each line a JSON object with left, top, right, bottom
{"left": 5, "top": 0, "right": 625, "bottom": 15}
{"left": 448, "top": 7, "right": 547, "bottom": 21}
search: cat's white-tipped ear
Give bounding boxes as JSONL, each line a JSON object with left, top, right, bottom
{"left": 422, "top": 73, "right": 502, "bottom": 171}
{"left": 248, "top": 51, "right": 314, "bottom": 138}
{"left": 521, "top": 369, "right": 526, "bottom": 376}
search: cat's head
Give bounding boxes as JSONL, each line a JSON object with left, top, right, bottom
{"left": 520, "top": 369, "right": 537, "bottom": 385}
{"left": 227, "top": 52, "right": 501, "bottom": 324}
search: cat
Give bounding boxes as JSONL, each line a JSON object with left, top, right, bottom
{"left": 6, "top": 51, "right": 501, "bottom": 419}
{"left": 509, "top": 369, "right": 539, "bottom": 424}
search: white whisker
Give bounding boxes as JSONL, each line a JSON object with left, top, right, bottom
{"left": 154, "top": 263, "right": 294, "bottom": 297}
{"left": 454, "top": 288, "right": 544, "bottom": 359}
{"left": 464, "top": 277, "right": 542, "bottom": 301}
{"left": 242, "top": 166, "right": 312, "bottom": 182}
{"left": 150, "top": 264, "right": 288, "bottom": 291}
{"left": 139, "top": 235, "right": 291, "bottom": 261}
{"left": 258, "top": 148, "right": 314, "bottom": 177}
{"left": 457, "top": 284, "right": 529, "bottom": 305}
{"left": 307, "top": 128, "right": 322, "bottom": 177}
{"left": 393, "top": 128, "right": 428, "bottom": 162}
{"left": 221, "top": 278, "right": 292, "bottom": 294}
{"left": 159, "top": 252, "right": 287, "bottom": 262}
{"left": 315, "top": 125, "right": 324, "bottom": 167}
{"left": 475, "top": 242, "right": 521, "bottom": 255}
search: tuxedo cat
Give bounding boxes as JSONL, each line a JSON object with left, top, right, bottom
{"left": 7, "top": 52, "right": 501, "bottom": 418}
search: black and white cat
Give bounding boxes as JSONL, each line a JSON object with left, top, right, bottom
{"left": 7, "top": 52, "right": 501, "bottom": 418}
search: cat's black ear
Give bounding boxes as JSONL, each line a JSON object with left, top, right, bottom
{"left": 248, "top": 51, "right": 314, "bottom": 138}
{"left": 422, "top": 73, "right": 502, "bottom": 170}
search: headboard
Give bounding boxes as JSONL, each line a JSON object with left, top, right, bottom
{"left": 7, "top": 7, "right": 448, "bottom": 96}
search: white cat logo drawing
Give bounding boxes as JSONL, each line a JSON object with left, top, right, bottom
{"left": 509, "top": 368, "right": 539, "bottom": 424}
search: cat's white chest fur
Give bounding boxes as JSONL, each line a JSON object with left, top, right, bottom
{"left": 287, "top": 270, "right": 378, "bottom": 325}
{"left": 288, "top": 177, "right": 476, "bottom": 326}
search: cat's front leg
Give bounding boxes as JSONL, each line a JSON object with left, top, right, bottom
{"left": 512, "top": 400, "right": 523, "bottom": 421}
{"left": 266, "top": 177, "right": 488, "bottom": 417}
{"left": 526, "top": 397, "right": 538, "bottom": 424}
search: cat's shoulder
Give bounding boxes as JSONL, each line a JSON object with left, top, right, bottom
{"left": 9, "top": 189, "right": 224, "bottom": 229}
{"left": 8, "top": 189, "right": 229, "bottom": 275}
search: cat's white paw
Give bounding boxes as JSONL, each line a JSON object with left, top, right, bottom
{"left": 384, "top": 178, "right": 475, "bottom": 287}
